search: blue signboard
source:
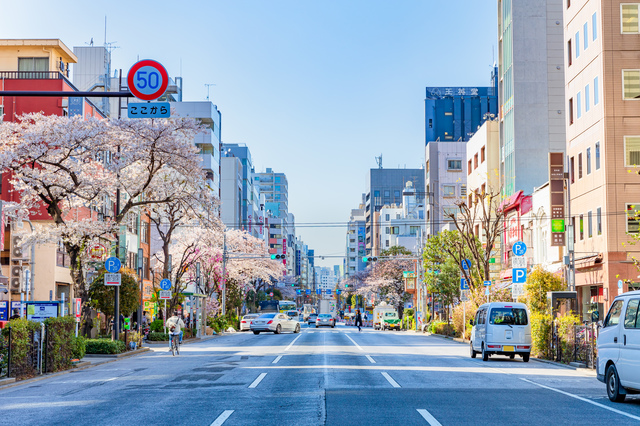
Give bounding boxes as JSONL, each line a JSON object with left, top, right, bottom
{"left": 461, "top": 259, "right": 471, "bottom": 270}
{"left": 26, "top": 301, "right": 60, "bottom": 322}
{"left": 326, "top": 289, "right": 332, "bottom": 295}
{"left": 296, "top": 289, "right": 301, "bottom": 295}
{"left": 105, "top": 257, "right": 121, "bottom": 273}
{"left": 306, "top": 289, "right": 311, "bottom": 295}
{"left": 336, "top": 290, "right": 341, "bottom": 295}
{"left": 512, "top": 268, "right": 527, "bottom": 284}
{"left": 69, "top": 97, "right": 83, "bottom": 117}
{"left": 512, "top": 241, "right": 527, "bottom": 256}
{"left": 460, "top": 278, "right": 469, "bottom": 290}
{"left": 483, "top": 280, "right": 492, "bottom": 287}
{"left": 159, "top": 279, "right": 172, "bottom": 290}
{"left": 0, "top": 301, "right": 8, "bottom": 321}
{"left": 316, "top": 289, "right": 321, "bottom": 295}
{"left": 127, "top": 102, "right": 170, "bottom": 118}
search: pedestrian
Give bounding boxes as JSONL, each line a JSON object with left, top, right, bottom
{"left": 355, "top": 309, "right": 363, "bottom": 332}
{"left": 9, "top": 309, "right": 20, "bottom": 320}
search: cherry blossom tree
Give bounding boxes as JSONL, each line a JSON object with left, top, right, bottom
{"left": 357, "top": 257, "right": 413, "bottom": 313}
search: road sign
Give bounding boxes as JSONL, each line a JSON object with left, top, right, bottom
{"left": 403, "top": 271, "right": 416, "bottom": 278}
{"left": 511, "top": 283, "right": 525, "bottom": 297}
{"left": 512, "top": 268, "right": 527, "bottom": 284}
{"left": 128, "top": 60, "right": 169, "bottom": 101}
{"left": 104, "top": 273, "right": 121, "bottom": 286}
{"left": 336, "top": 289, "right": 341, "bottom": 295}
{"left": 105, "top": 257, "right": 121, "bottom": 273}
{"left": 485, "top": 287, "right": 490, "bottom": 296}
{"left": 296, "top": 289, "right": 301, "bottom": 294}
{"left": 74, "top": 298, "right": 81, "bottom": 322}
{"left": 460, "top": 278, "right": 469, "bottom": 290}
{"left": 159, "top": 279, "right": 172, "bottom": 290}
{"left": 128, "top": 102, "right": 170, "bottom": 118}
{"left": 618, "top": 280, "right": 624, "bottom": 290}
{"left": 326, "top": 289, "right": 332, "bottom": 295}
{"left": 512, "top": 241, "right": 527, "bottom": 256}
{"left": 159, "top": 290, "right": 171, "bottom": 300}
{"left": 484, "top": 280, "right": 492, "bottom": 287}
{"left": 306, "top": 289, "right": 311, "bottom": 295}
{"left": 512, "top": 256, "right": 527, "bottom": 268}
{"left": 488, "top": 258, "right": 496, "bottom": 264}
{"left": 461, "top": 290, "right": 470, "bottom": 302}
{"left": 461, "top": 259, "right": 471, "bottom": 270}
{"left": 269, "top": 292, "right": 274, "bottom": 297}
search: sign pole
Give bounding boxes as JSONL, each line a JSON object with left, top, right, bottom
{"left": 163, "top": 300, "right": 167, "bottom": 334}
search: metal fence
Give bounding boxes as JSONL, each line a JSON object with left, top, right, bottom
{"left": 551, "top": 322, "right": 597, "bottom": 369}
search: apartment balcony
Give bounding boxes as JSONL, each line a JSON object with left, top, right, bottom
{"left": 195, "top": 128, "right": 218, "bottom": 149}
{"left": 200, "top": 153, "right": 217, "bottom": 172}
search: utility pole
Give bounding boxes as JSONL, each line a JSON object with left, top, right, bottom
{"left": 221, "top": 233, "right": 227, "bottom": 316}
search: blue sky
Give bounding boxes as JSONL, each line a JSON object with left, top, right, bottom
{"left": 2, "top": 0, "right": 497, "bottom": 268}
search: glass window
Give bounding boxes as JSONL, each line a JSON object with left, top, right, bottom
{"left": 385, "top": 214, "right": 390, "bottom": 221}
{"left": 622, "top": 4, "right": 639, "bottom": 33}
{"left": 585, "top": 84, "right": 590, "bottom": 112}
{"left": 374, "top": 190, "right": 380, "bottom": 198}
{"left": 394, "top": 190, "right": 400, "bottom": 197}
{"left": 443, "top": 185, "right": 455, "bottom": 197}
{"left": 275, "top": 176, "right": 281, "bottom": 183}
{"left": 627, "top": 204, "right": 640, "bottom": 233}
{"left": 448, "top": 160, "right": 462, "bottom": 170}
{"left": 604, "top": 300, "right": 624, "bottom": 327}
{"left": 597, "top": 207, "right": 602, "bottom": 235}
{"left": 386, "top": 240, "right": 389, "bottom": 247}
{"left": 567, "top": 40, "right": 572, "bottom": 66}
{"left": 623, "top": 70, "right": 640, "bottom": 99}
{"left": 584, "top": 22, "right": 589, "bottom": 50}
{"left": 625, "top": 136, "right": 640, "bottom": 166}
{"left": 17, "top": 57, "right": 49, "bottom": 72}
{"left": 577, "top": 92, "right": 582, "bottom": 118}
{"left": 578, "top": 153, "right": 583, "bottom": 178}
{"left": 481, "top": 146, "right": 486, "bottom": 162}
{"left": 588, "top": 211, "right": 593, "bottom": 238}
{"left": 575, "top": 31, "right": 580, "bottom": 57}
{"left": 593, "top": 12, "right": 598, "bottom": 40}
{"left": 569, "top": 98, "right": 574, "bottom": 125}
{"left": 468, "top": 160, "right": 472, "bottom": 174}
{"left": 594, "top": 77, "right": 599, "bottom": 105}
{"left": 385, "top": 227, "right": 390, "bottom": 234}
{"left": 580, "top": 214, "right": 584, "bottom": 240}
{"left": 624, "top": 299, "right": 639, "bottom": 329}
{"left": 384, "top": 190, "right": 390, "bottom": 197}
{"left": 586, "top": 147, "right": 591, "bottom": 174}
{"left": 595, "top": 142, "right": 601, "bottom": 169}
{"left": 489, "top": 308, "right": 528, "bottom": 325}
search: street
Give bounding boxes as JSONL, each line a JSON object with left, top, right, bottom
{"left": 0, "top": 325, "right": 638, "bottom": 426}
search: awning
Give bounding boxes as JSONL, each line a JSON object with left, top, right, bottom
{"left": 575, "top": 254, "right": 603, "bottom": 269}
{"left": 499, "top": 190, "right": 524, "bottom": 211}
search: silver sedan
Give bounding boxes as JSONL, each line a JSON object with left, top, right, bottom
{"left": 250, "top": 313, "right": 300, "bottom": 334}
{"left": 240, "top": 314, "right": 259, "bottom": 331}
{"left": 315, "top": 314, "right": 335, "bottom": 328}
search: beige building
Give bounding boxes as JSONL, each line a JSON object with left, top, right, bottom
{"left": 564, "top": 1, "right": 640, "bottom": 320}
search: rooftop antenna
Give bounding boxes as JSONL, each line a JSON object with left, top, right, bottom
{"left": 205, "top": 83, "right": 216, "bottom": 100}
{"left": 375, "top": 154, "right": 383, "bottom": 169}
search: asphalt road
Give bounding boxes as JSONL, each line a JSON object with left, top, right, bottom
{"left": 0, "top": 324, "right": 639, "bottom": 425}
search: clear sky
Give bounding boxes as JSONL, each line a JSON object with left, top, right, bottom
{"left": 2, "top": 0, "right": 497, "bottom": 268}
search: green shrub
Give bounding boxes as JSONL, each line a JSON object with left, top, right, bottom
{"left": 208, "top": 317, "right": 228, "bottom": 333}
{"left": 71, "top": 336, "right": 87, "bottom": 360}
{"left": 404, "top": 308, "right": 414, "bottom": 317}
{"left": 150, "top": 319, "right": 164, "bottom": 332}
{"left": 147, "top": 332, "right": 170, "bottom": 341}
{"left": 44, "top": 316, "right": 76, "bottom": 373}
{"left": 530, "top": 312, "right": 553, "bottom": 359}
{"left": 3, "top": 319, "right": 41, "bottom": 379}
{"left": 428, "top": 320, "right": 456, "bottom": 336}
{"left": 556, "top": 314, "right": 580, "bottom": 362}
{"left": 85, "top": 338, "right": 126, "bottom": 354}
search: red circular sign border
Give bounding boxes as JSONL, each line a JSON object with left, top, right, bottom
{"left": 127, "top": 59, "right": 169, "bottom": 101}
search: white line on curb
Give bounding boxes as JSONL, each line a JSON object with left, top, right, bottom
{"left": 248, "top": 373, "right": 267, "bottom": 389}
{"left": 381, "top": 372, "right": 400, "bottom": 388}
{"left": 345, "top": 334, "right": 363, "bottom": 351}
{"left": 210, "top": 410, "right": 234, "bottom": 426}
{"left": 366, "top": 355, "right": 376, "bottom": 363}
{"left": 520, "top": 378, "right": 640, "bottom": 422}
{"left": 417, "top": 409, "right": 442, "bottom": 425}
{"left": 284, "top": 335, "right": 302, "bottom": 352}
{"left": 272, "top": 355, "right": 282, "bottom": 364}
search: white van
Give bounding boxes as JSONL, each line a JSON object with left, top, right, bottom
{"left": 469, "top": 302, "right": 532, "bottom": 362}
{"left": 596, "top": 289, "right": 640, "bottom": 403}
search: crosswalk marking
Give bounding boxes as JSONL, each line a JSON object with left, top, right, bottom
{"left": 210, "top": 410, "right": 234, "bottom": 426}
{"left": 248, "top": 373, "right": 267, "bottom": 389}
{"left": 381, "top": 372, "right": 400, "bottom": 388}
{"left": 417, "top": 409, "right": 442, "bottom": 425}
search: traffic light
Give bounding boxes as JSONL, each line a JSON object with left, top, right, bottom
{"left": 362, "top": 256, "right": 378, "bottom": 263}
{"left": 270, "top": 254, "right": 285, "bottom": 260}
{"left": 344, "top": 283, "right": 348, "bottom": 288}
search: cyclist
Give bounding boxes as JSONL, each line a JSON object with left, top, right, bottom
{"left": 165, "top": 311, "right": 185, "bottom": 351}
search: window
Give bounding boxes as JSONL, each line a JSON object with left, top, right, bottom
{"left": 350, "top": 248, "right": 356, "bottom": 253}
{"left": 386, "top": 240, "right": 390, "bottom": 247}
{"left": 625, "top": 136, "right": 640, "bottom": 166}
{"left": 595, "top": 142, "right": 601, "bottom": 169}
{"left": 141, "top": 221, "right": 149, "bottom": 243}
{"left": 567, "top": 40, "right": 572, "bottom": 66}
{"left": 575, "top": 31, "right": 580, "bottom": 57}
{"left": 577, "top": 91, "right": 582, "bottom": 119}
{"left": 394, "top": 190, "right": 400, "bottom": 197}
{"left": 594, "top": 77, "right": 599, "bottom": 105}
{"left": 410, "top": 226, "right": 420, "bottom": 235}
{"left": 384, "top": 190, "right": 390, "bottom": 197}
{"left": 17, "top": 57, "right": 49, "bottom": 73}
{"left": 275, "top": 185, "right": 281, "bottom": 192}
{"left": 624, "top": 299, "right": 640, "bottom": 329}
{"left": 622, "top": 4, "right": 640, "bottom": 33}
{"left": 579, "top": 214, "right": 584, "bottom": 240}
{"left": 385, "top": 227, "right": 390, "bottom": 234}
{"left": 570, "top": 156, "right": 575, "bottom": 183}
{"left": 396, "top": 213, "right": 400, "bottom": 219}
{"left": 597, "top": 207, "right": 602, "bottom": 235}
{"left": 569, "top": 98, "right": 574, "bottom": 125}
{"left": 593, "top": 12, "right": 598, "bottom": 40}
{"left": 588, "top": 211, "right": 593, "bottom": 238}
{"left": 481, "top": 183, "right": 486, "bottom": 195}
{"left": 586, "top": 147, "right": 591, "bottom": 174}
{"left": 489, "top": 308, "right": 528, "bottom": 325}
{"left": 578, "top": 153, "right": 583, "bottom": 179}
{"left": 443, "top": 185, "right": 455, "bottom": 197}
{"left": 604, "top": 300, "right": 624, "bottom": 327}
{"left": 627, "top": 204, "right": 640, "bottom": 233}
{"left": 385, "top": 214, "right": 390, "bottom": 221}
{"left": 461, "top": 185, "right": 467, "bottom": 197}
{"left": 392, "top": 226, "right": 400, "bottom": 234}
{"left": 468, "top": 194, "right": 473, "bottom": 206}
{"left": 623, "top": 70, "right": 640, "bottom": 99}
{"left": 481, "top": 146, "right": 485, "bottom": 163}
{"left": 448, "top": 160, "right": 462, "bottom": 170}
{"left": 474, "top": 154, "right": 478, "bottom": 169}
{"left": 585, "top": 84, "right": 590, "bottom": 112}
{"left": 567, "top": 0, "right": 570, "bottom": 8}
{"left": 374, "top": 190, "right": 380, "bottom": 198}
{"left": 572, "top": 217, "right": 576, "bottom": 243}
{"left": 584, "top": 22, "right": 589, "bottom": 50}
{"left": 468, "top": 160, "right": 472, "bottom": 175}
{"left": 275, "top": 176, "right": 281, "bottom": 183}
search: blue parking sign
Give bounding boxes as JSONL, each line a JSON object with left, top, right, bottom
{"left": 512, "top": 268, "right": 527, "bottom": 283}
{"left": 512, "top": 241, "right": 527, "bottom": 256}
{"left": 460, "top": 278, "right": 469, "bottom": 290}
{"left": 316, "top": 289, "right": 321, "bottom": 295}
{"left": 306, "top": 289, "right": 311, "bottom": 295}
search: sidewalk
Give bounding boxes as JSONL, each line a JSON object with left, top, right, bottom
{"left": 142, "top": 333, "right": 221, "bottom": 347}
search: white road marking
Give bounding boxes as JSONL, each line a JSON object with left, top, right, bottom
{"left": 381, "top": 372, "right": 400, "bottom": 388}
{"left": 520, "top": 378, "right": 640, "bottom": 422}
{"left": 272, "top": 355, "right": 282, "bottom": 364}
{"left": 248, "top": 373, "right": 267, "bottom": 388}
{"left": 366, "top": 355, "right": 376, "bottom": 364}
{"left": 417, "top": 409, "right": 442, "bottom": 426}
{"left": 210, "top": 410, "right": 234, "bottom": 426}
{"left": 284, "top": 335, "right": 302, "bottom": 351}
{"left": 345, "top": 334, "right": 363, "bottom": 351}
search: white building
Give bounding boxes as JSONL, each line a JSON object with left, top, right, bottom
{"left": 377, "top": 182, "right": 425, "bottom": 254}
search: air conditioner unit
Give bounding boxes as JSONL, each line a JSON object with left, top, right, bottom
{"left": 10, "top": 235, "right": 27, "bottom": 260}
{"left": 10, "top": 265, "right": 22, "bottom": 293}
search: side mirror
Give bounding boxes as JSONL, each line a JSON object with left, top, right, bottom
{"left": 591, "top": 311, "right": 599, "bottom": 323}
{"left": 597, "top": 320, "right": 603, "bottom": 328}
{"left": 469, "top": 319, "right": 474, "bottom": 326}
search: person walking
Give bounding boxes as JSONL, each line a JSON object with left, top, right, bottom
{"left": 355, "top": 309, "right": 363, "bottom": 332}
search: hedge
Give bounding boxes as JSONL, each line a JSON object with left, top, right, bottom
{"left": 71, "top": 336, "right": 87, "bottom": 360}
{"left": 85, "top": 339, "right": 126, "bottom": 354}
{"left": 3, "top": 319, "right": 41, "bottom": 379}
{"left": 147, "top": 332, "right": 170, "bottom": 341}
{"left": 43, "top": 316, "right": 75, "bottom": 373}
{"left": 428, "top": 320, "right": 456, "bottom": 336}
{"left": 150, "top": 319, "right": 164, "bottom": 333}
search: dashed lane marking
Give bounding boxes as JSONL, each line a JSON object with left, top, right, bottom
{"left": 272, "top": 355, "right": 282, "bottom": 364}
{"left": 210, "top": 410, "right": 234, "bottom": 426}
{"left": 417, "top": 409, "right": 442, "bottom": 426}
{"left": 381, "top": 372, "right": 400, "bottom": 388}
{"left": 284, "top": 335, "right": 302, "bottom": 351}
{"left": 366, "top": 355, "right": 376, "bottom": 364}
{"left": 345, "top": 334, "right": 363, "bottom": 351}
{"left": 248, "top": 373, "right": 267, "bottom": 389}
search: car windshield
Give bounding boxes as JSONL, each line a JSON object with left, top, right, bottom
{"left": 243, "top": 315, "right": 258, "bottom": 319}
{"left": 287, "top": 311, "right": 297, "bottom": 317}
{"left": 319, "top": 314, "right": 331, "bottom": 318}
{"left": 310, "top": 314, "right": 317, "bottom": 317}
{"left": 259, "top": 313, "right": 276, "bottom": 319}
{"left": 489, "top": 308, "right": 527, "bottom": 325}
{"left": 384, "top": 312, "right": 396, "bottom": 317}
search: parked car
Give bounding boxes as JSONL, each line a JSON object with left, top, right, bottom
{"left": 308, "top": 313, "right": 318, "bottom": 325}
{"left": 286, "top": 310, "right": 299, "bottom": 320}
{"left": 240, "top": 314, "right": 260, "bottom": 331}
{"left": 470, "top": 302, "right": 531, "bottom": 362}
{"left": 597, "top": 289, "right": 640, "bottom": 402}
{"left": 316, "top": 314, "right": 335, "bottom": 328}
{"left": 250, "top": 312, "right": 300, "bottom": 335}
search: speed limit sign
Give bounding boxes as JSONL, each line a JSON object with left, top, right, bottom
{"left": 127, "top": 60, "right": 169, "bottom": 101}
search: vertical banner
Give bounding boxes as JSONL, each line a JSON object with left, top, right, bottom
{"left": 549, "top": 153, "right": 566, "bottom": 246}
{"left": 69, "top": 97, "right": 83, "bottom": 117}
{"left": 0, "top": 200, "right": 4, "bottom": 249}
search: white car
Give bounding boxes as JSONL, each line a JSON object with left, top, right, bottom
{"left": 240, "top": 314, "right": 259, "bottom": 331}
{"left": 250, "top": 312, "right": 300, "bottom": 335}
{"left": 597, "top": 290, "right": 640, "bottom": 402}
{"left": 470, "top": 302, "right": 532, "bottom": 362}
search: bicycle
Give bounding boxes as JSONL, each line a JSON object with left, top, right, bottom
{"left": 170, "top": 332, "right": 180, "bottom": 356}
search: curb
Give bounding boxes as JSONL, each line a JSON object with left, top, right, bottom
{"left": 83, "top": 347, "right": 151, "bottom": 358}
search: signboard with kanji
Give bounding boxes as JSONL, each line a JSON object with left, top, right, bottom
{"left": 128, "top": 102, "right": 170, "bottom": 118}
{"left": 549, "top": 153, "right": 566, "bottom": 246}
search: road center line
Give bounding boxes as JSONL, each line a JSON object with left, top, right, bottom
{"left": 272, "top": 355, "right": 282, "bottom": 364}
{"left": 345, "top": 334, "right": 363, "bottom": 351}
{"left": 248, "top": 373, "right": 267, "bottom": 389}
{"left": 417, "top": 409, "right": 442, "bottom": 426}
{"left": 210, "top": 410, "right": 234, "bottom": 426}
{"left": 366, "top": 355, "right": 376, "bottom": 364}
{"left": 520, "top": 378, "right": 640, "bottom": 422}
{"left": 381, "top": 372, "right": 400, "bottom": 388}
{"left": 284, "top": 335, "right": 301, "bottom": 351}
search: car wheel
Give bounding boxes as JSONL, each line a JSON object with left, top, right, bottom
{"left": 331, "top": 325, "right": 335, "bottom": 328}
{"left": 606, "top": 365, "right": 626, "bottom": 402}
{"left": 253, "top": 331, "right": 260, "bottom": 335}
{"left": 522, "top": 353, "right": 530, "bottom": 363}
{"left": 294, "top": 324, "right": 300, "bottom": 334}
{"left": 275, "top": 324, "right": 281, "bottom": 334}
{"left": 470, "top": 342, "right": 477, "bottom": 359}
{"left": 482, "top": 344, "right": 489, "bottom": 362}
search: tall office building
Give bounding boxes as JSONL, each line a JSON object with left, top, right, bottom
{"left": 345, "top": 203, "right": 366, "bottom": 277}
{"left": 498, "top": 0, "right": 566, "bottom": 197}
